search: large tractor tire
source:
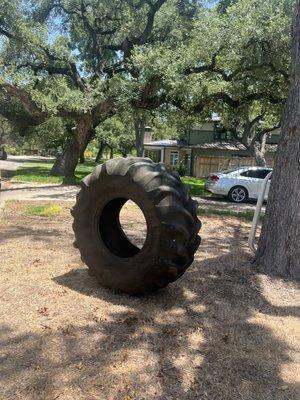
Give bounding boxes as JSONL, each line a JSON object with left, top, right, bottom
{"left": 72, "top": 157, "right": 201, "bottom": 295}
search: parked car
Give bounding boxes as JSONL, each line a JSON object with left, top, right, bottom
{"left": 205, "top": 166, "right": 272, "bottom": 203}
{"left": 0, "top": 147, "right": 7, "bottom": 160}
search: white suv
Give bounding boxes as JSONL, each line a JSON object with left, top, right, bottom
{"left": 205, "top": 166, "right": 272, "bottom": 203}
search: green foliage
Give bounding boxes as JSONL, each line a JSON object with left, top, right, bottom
{"left": 173, "top": 161, "right": 187, "bottom": 177}
{"left": 0, "top": 0, "right": 294, "bottom": 169}
{"left": 3, "top": 145, "right": 24, "bottom": 155}
{"left": 95, "top": 113, "right": 135, "bottom": 157}
{"left": 217, "top": 0, "right": 238, "bottom": 14}
{"left": 28, "top": 117, "right": 72, "bottom": 151}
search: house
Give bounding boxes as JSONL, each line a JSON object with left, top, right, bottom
{"left": 143, "top": 123, "right": 280, "bottom": 178}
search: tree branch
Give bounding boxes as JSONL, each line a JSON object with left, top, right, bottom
{"left": 0, "top": 84, "right": 49, "bottom": 135}
{"left": 0, "top": 83, "right": 47, "bottom": 119}
{"left": 103, "top": 0, "right": 167, "bottom": 59}
{"left": 172, "top": 92, "right": 284, "bottom": 116}
{"left": 185, "top": 57, "right": 287, "bottom": 83}
{"left": 17, "top": 51, "right": 86, "bottom": 92}
{"left": 91, "top": 99, "right": 116, "bottom": 126}
{"left": 135, "top": 0, "right": 166, "bottom": 45}
{"left": 0, "top": 27, "right": 13, "bottom": 38}
{"left": 184, "top": 50, "right": 221, "bottom": 76}
{"left": 80, "top": 1, "right": 102, "bottom": 71}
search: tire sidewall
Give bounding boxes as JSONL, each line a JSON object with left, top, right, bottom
{"left": 74, "top": 174, "right": 163, "bottom": 292}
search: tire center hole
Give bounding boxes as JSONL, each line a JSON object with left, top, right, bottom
{"left": 119, "top": 200, "right": 147, "bottom": 250}
{"left": 98, "top": 198, "right": 147, "bottom": 258}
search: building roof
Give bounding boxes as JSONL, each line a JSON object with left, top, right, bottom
{"left": 144, "top": 140, "right": 278, "bottom": 152}
{"left": 144, "top": 140, "right": 247, "bottom": 151}
{"left": 193, "top": 141, "right": 247, "bottom": 151}
{"left": 144, "top": 139, "right": 178, "bottom": 147}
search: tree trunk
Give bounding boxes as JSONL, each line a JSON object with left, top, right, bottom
{"left": 134, "top": 110, "right": 146, "bottom": 157}
{"left": 251, "top": 142, "right": 267, "bottom": 167}
{"left": 79, "top": 145, "right": 87, "bottom": 164}
{"left": 95, "top": 141, "right": 105, "bottom": 163}
{"left": 109, "top": 146, "right": 114, "bottom": 159}
{"left": 241, "top": 119, "right": 267, "bottom": 167}
{"left": 254, "top": 1, "right": 300, "bottom": 280}
{"left": 0, "top": 128, "right": 4, "bottom": 146}
{"left": 51, "top": 116, "right": 93, "bottom": 177}
{"left": 253, "top": 149, "right": 267, "bottom": 167}
{"left": 120, "top": 149, "right": 127, "bottom": 157}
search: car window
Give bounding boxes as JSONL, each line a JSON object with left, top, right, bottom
{"left": 240, "top": 169, "right": 272, "bottom": 179}
{"left": 256, "top": 169, "right": 272, "bottom": 179}
{"left": 240, "top": 170, "right": 258, "bottom": 177}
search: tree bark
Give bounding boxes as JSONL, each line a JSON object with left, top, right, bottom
{"left": 79, "top": 141, "right": 88, "bottom": 164}
{"left": 254, "top": 1, "right": 300, "bottom": 280}
{"left": 252, "top": 148, "right": 267, "bottom": 166}
{"left": 251, "top": 140, "right": 267, "bottom": 167}
{"left": 109, "top": 146, "right": 114, "bottom": 159}
{"left": 51, "top": 116, "right": 93, "bottom": 177}
{"left": 0, "top": 128, "right": 4, "bottom": 146}
{"left": 95, "top": 141, "right": 105, "bottom": 163}
{"left": 240, "top": 117, "right": 267, "bottom": 167}
{"left": 134, "top": 110, "right": 146, "bottom": 157}
{"left": 120, "top": 148, "right": 127, "bottom": 157}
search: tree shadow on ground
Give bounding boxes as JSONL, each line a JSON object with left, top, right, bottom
{"left": 1, "top": 250, "right": 299, "bottom": 399}
{"left": 0, "top": 184, "right": 66, "bottom": 192}
{"left": 0, "top": 225, "right": 63, "bottom": 244}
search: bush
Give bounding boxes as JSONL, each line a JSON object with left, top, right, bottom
{"left": 170, "top": 161, "right": 186, "bottom": 177}
{"left": 4, "top": 146, "right": 25, "bottom": 155}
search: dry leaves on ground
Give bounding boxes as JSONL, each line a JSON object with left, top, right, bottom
{"left": 0, "top": 201, "right": 299, "bottom": 400}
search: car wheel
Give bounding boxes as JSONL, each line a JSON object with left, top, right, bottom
{"left": 228, "top": 186, "right": 248, "bottom": 203}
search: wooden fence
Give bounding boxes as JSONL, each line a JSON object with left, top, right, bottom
{"left": 193, "top": 156, "right": 274, "bottom": 178}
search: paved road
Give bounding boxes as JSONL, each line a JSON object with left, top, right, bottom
{"left": 0, "top": 182, "right": 79, "bottom": 207}
{"left": 197, "top": 196, "right": 264, "bottom": 212}
{"left": 0, "top": 155, "right": 61, "bottom": 208}
{"left": 0, "top": 154, "right": 54, "bottom": 167}
{"left": 0, "top": 155, "right": 263, "bottom": 213}
{"left": 0, "top": 180, "right": 262, "bottom": 213}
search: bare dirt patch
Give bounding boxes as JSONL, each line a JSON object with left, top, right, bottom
{"left": 0, "top": 201, "right": 299, "bottom": 400}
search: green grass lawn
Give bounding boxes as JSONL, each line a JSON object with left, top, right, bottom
{"left": 181, "top": 176, "right": 210, "bottom": 197}
{"left": 13, "top": 160, "right": 95, "bottom": 185}
{"left": 13, "top": 160, "right": 210, "bottom": 197}
{"left": 24, "top": 204, "right": 63, "bottom": 217}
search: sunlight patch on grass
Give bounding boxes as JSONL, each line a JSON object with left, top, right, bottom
{"left": 13, "top": 161, "right": 95, "bottom": 185}
{"left": 182, "top": 176, "right": 210, "bottom": 197}
{"left": 24, "top": 204, "right": 63, "bottom": 217}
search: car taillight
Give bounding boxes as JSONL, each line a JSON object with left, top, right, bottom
{"left": 210, "top": 175, "right": 219, "bottom": 181}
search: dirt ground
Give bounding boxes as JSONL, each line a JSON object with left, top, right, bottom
{"left": 0, "top": 201, "right": 299, "bottom": 400}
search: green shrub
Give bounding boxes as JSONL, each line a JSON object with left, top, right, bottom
{"left": 4, "top": 146, "right": 25, "bottom": 155}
